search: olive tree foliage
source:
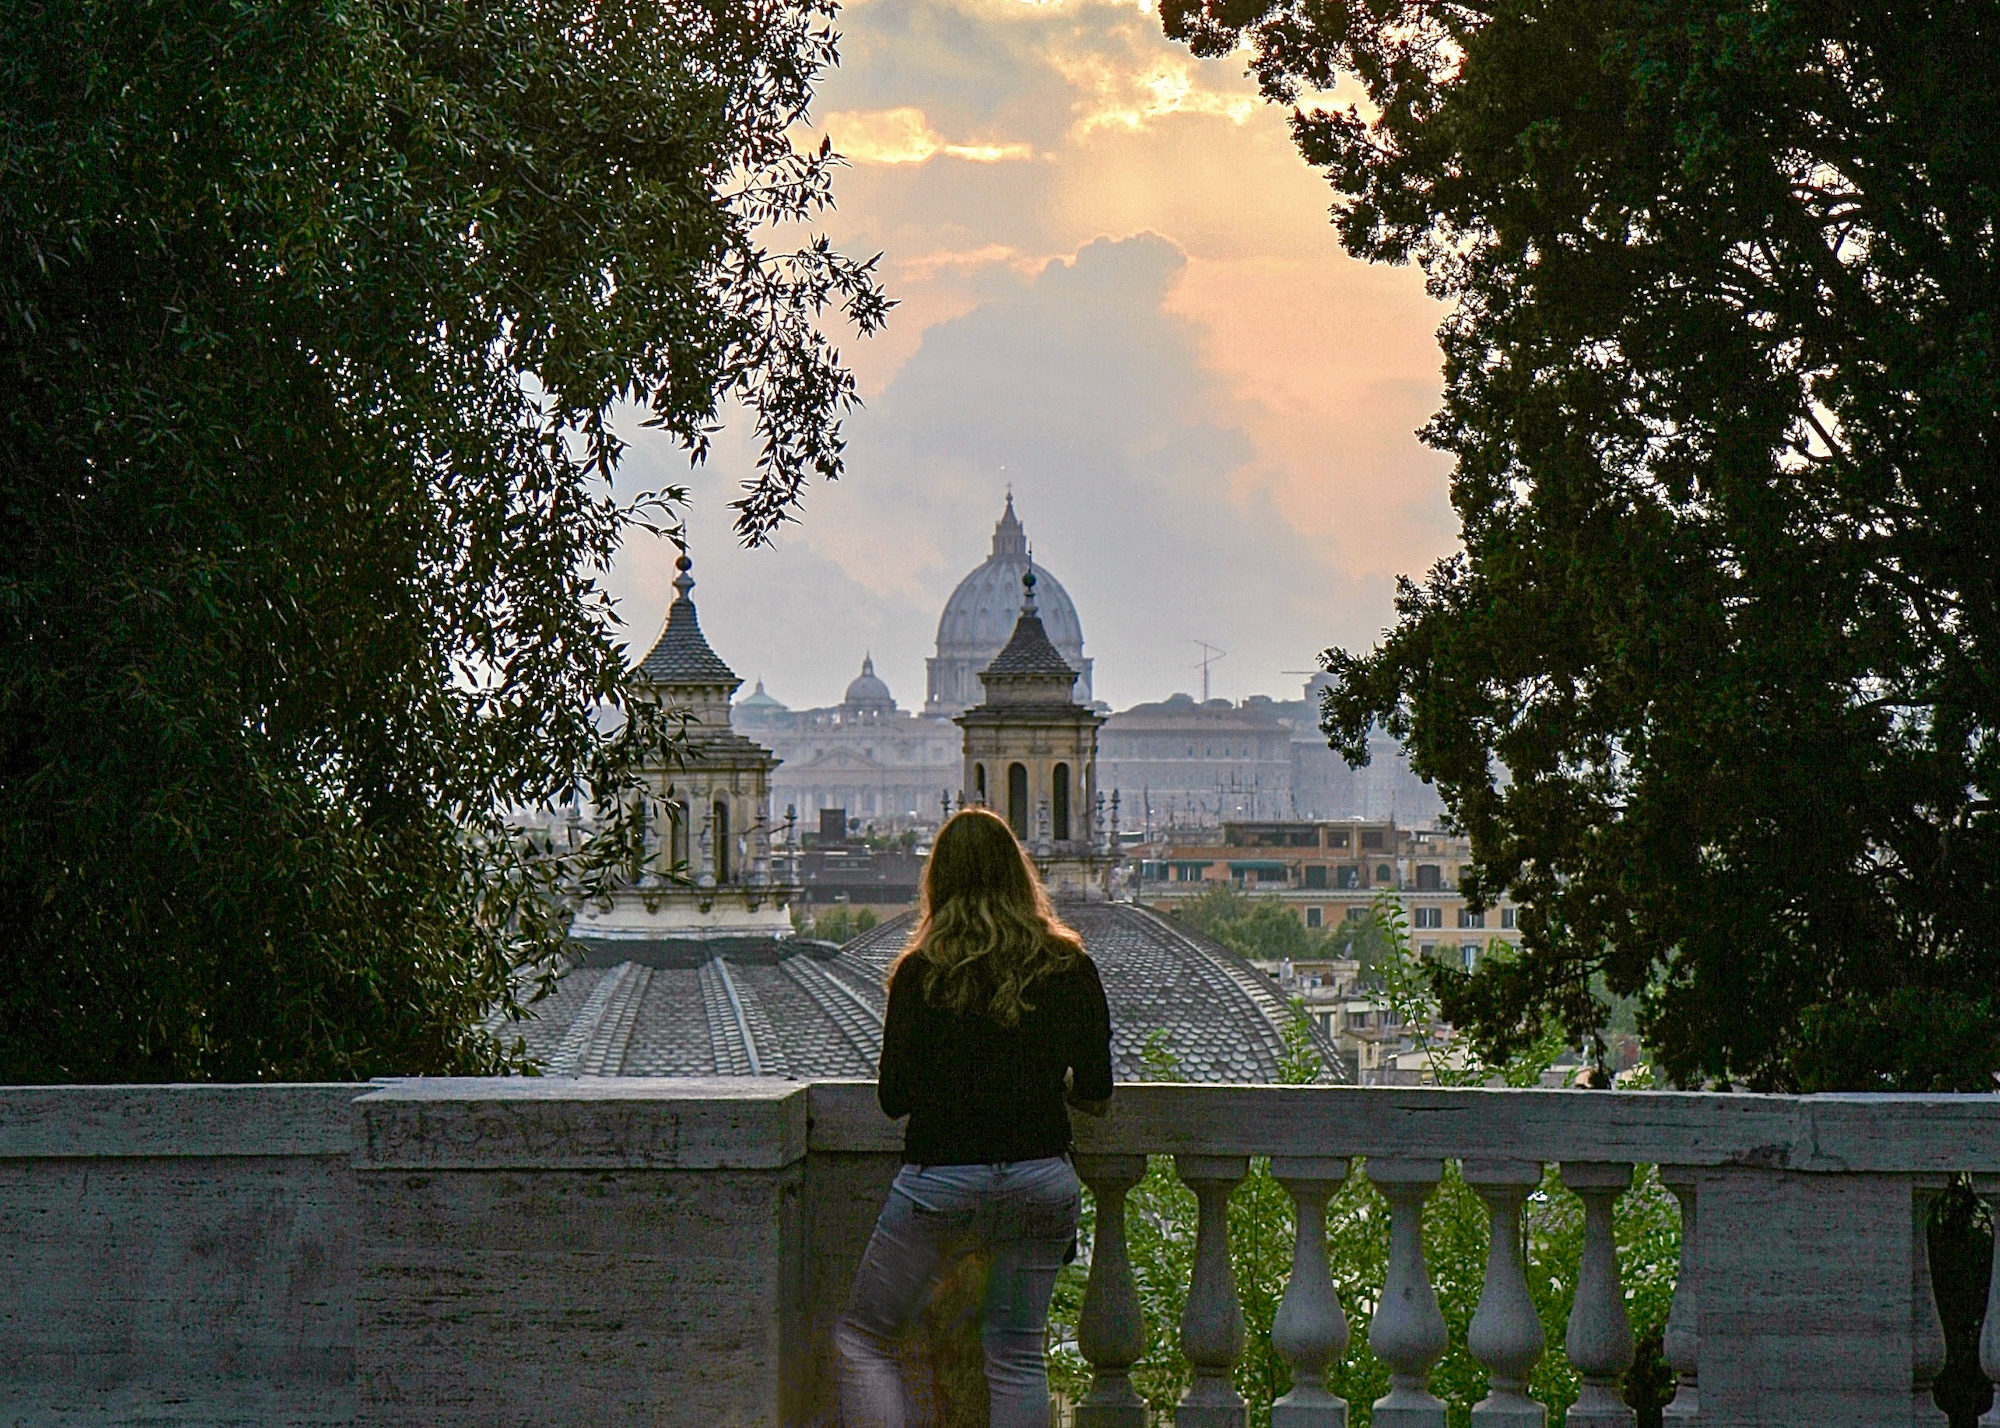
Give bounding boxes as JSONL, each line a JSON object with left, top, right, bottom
{"left": 0, "top": 0, "right": 886, "bottom": 1080}
{"left": 1162, "top": 0, "right": 2000, "bottom": 1090}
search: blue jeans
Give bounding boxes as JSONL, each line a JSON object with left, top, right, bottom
{"left": 835, "top": 1156, "right": 1082, "bottom": 1428}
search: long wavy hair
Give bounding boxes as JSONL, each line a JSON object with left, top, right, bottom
{"left": 891, "top": 807, "right": 1085, "bottom": 1025}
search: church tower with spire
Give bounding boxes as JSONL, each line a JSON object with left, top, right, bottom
{"left": 576, "top": 551, "right": 797, "bottom": 939}
{"left": 956, "top": 568, "right": 1112, "bottom": 894}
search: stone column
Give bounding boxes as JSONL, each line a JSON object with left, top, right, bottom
{"left": 1175, "top": 1155, "right": 1250, "bottom": 1428}
{"left": 1659, "top": 1168, "right": 1700, "bottom": 1426}
{"left": 1075, "top": 1155, "right": 1149, "bottom": 1428}
{"left": 1271, "top": 1156, "right": 1352, "bottom": 1428}
{"left": 1465, "top": 1159, "right": 1547, "bottom": 1427}
{"left": 1367, "top": 1158, "right": 1449, "bottom": 1428}
{"left": 1560, "top": 1163, "right": 1635, "bottom": 1428}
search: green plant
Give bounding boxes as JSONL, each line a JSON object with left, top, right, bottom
{"left": 1048, "top": 920, "right": 1681, "bottom": 1425}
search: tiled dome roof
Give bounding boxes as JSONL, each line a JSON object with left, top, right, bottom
{"left": 635, "top": 554, "right": 738, "bottom": 687}
{"left": 522, "top": 901, "right": 1345, "bottom": 1083}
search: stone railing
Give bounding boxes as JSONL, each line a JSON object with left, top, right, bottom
{"left": 6, "top": 1079, "right": 2000, "bottom": 1426}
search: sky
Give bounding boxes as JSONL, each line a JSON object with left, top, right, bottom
{"left": 608, "top": 0, "right": 1457, "bottom": 714}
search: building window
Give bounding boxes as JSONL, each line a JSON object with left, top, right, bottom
{"left": 1376, "top": 864, "right": 1393, "bottom": 884}
{"left": 712, "top": 800, "right": 730, "bottom": 882}
{"left": 1346, "top": 907, "right": 1367, "bottom": 923}
{"left": 1462, "top": 943, "right": 1478, "bottom": 970}
{"left": 1306, "top": 907, "right": 1323, "bottom": 928}
{"left": 1007, "top": 762, "right": 1028, "bottom": 837}
{"left": 1304, "top": 864, "right": 1328, "bottom": 889}
{"left": 669, "top": 800, "right": 688, "bottom": 871}
{"left": 1501, "top": 907, "right": 1517, "bottom": 929}
{"left": 1458, "top": 907, "right": 1485, "bottom": 929}
{"left": 1362, "top": 830, "right": 1386, "bottom": 851}
{"left": 1325, "top": 830, "right": 1350, "bottom": 849}
{"left": 1052, "top": 762, "right": 1071, "bottom": 842}
{"left": 1336, "top": 866, "right": 1359, "bottom": 889}
{"left": 1414, "top": 906, "right": 1442, "bottom": 929}
{"left": 1416, "top": 864, "right": 1442, "bottom": 891}
{"left": 974, "top": 763, "right": 986, "bottom": 804}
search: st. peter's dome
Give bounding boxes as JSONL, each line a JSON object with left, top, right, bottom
{"left": 925, "top": 494, "right": 1092, "bottom": 715}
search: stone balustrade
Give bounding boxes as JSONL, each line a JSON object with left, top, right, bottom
{"left": 6, "top": 1079, "right": 2000, "bottom": 1426}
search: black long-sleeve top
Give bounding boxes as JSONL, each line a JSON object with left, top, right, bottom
{"left": 877, "top": 953, "right": 1115, "bottom": 1165}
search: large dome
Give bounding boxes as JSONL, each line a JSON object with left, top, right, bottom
{"left": 936, "top": 557, "right": 1084, "bottom": 654}
{"left": 926, "top": 495, "right": 1092, "bottom": 715}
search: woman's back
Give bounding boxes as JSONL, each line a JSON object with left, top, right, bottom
{"left": 879, "top": 952, "right": 1111, "bottom": 1165}
{"left": 838, "top": 807, "right": 1114, "bottom": 1428}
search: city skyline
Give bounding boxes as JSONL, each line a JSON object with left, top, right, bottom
{"left": 606, "top": 0, "right": 1456, "bottom": 713}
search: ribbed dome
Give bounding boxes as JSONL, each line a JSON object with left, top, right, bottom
{"left": 934, "top": 497, "right": 1084, "bottom": 663}
{"left": 841, "top": 655, "right": 895, "bottom": 712}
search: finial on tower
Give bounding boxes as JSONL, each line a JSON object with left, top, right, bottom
{"left": 673, "top": 550, "right": 695, "bottom": 601}
{"left": 1020, "top": 563, "right": 1039, "bottom": 616}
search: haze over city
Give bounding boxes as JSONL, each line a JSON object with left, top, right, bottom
{"left": 610, "top": 0, "right": 1456, "bottom": 714}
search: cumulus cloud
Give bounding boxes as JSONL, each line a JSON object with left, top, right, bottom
{"left": 603, "top": 0, "right": 1458, "bottom": 712}
{"left": 613, "top": 234, "right": 1401, "bottom": 712}
{"left": 821, "top": 107, "right": 1036, "bottom": 165}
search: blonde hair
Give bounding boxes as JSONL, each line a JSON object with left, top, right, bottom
{"left": 891, "top": 807, "right": 1085, "bottom": 1025}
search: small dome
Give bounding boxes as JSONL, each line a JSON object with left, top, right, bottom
{"left": 735, "top": 679, "right": 788, "bottom": 721}
{"left": 842, "top": 655, "right": 895, "bottom": 712}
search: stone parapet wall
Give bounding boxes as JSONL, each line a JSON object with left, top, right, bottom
{"left": 6, "top": 1079, "right": 2000, "bottom": 1426}
{"left": 0, "top": 1085, "right": 359, "bottom": 1427}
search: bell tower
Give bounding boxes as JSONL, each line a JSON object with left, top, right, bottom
{"left": 577, "top": 550, "right": 797, "bottom": 939}
{"left": 956, "top": 568, "right": 1112, "bottom": 894}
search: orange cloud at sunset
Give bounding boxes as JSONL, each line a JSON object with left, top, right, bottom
{"left": 611, "top": 0, "right": 1462, "bottom": 712}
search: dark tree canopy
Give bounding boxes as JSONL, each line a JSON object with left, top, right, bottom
{"left": 0, "top": 0, "right": 885, "bottom": 1080}
{"left": 1163, "top": 0, "right": 2000, "bottom": 1088}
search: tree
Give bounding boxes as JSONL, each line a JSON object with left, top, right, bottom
{"left": 1173, "top": 883, "right": 1333, "bottom": 962}
{"left": 0, "top": 0, "right": 886, "bottom": 1080}
{"left": 1162, "top": 0, "right": 2000, "bottom": 1093}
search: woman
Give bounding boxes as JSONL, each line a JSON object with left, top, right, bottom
{"left": 834, "top": 807, "right": 1114, "bottom": 1428}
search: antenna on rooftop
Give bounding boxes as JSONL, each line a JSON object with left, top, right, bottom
{"left": 1192, "top": 640, "right": 1227, "bottom": 702}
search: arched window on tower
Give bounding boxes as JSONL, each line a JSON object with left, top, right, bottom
{"left": 1052, "top": 763, "right": 1071, "bottom": 842}
{"left": 713, "top": 800, "right": 731, "bottom": 882}
{"left": 669, "top": 801, "right": 688, "bottom": 873}
{"left": 974, "top": 763, "right": 987, "bottom": 805}
{"left": 1007, "top": 763, "right": 1029, "bottom": 838}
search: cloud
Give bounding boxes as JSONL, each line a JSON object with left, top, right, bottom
{"left": 602, "top": 0, "right": 1459, "bottom": 712}
{"left": 1058, "top": 53, "right": 1257, "bottom": 134}
{"left": 612, "top": 234, "right": 1401, "bottom": 712}
{"left": 821, "top": 108, "right": 1036, "bottom": 165}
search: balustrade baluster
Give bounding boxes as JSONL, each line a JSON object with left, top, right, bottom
{"left": 1464, "top": 1159, "right": 1547, "bottom": 1427}
{"left": 1367, "top": 1158, "right": 1449, "bottom": 1428}
{"left": 1559, "top": 1162, "right": 1635, "bottom": 1428}
{"left": 1271, "top": 1156, "right": 1352, "bottom": 1428}
{"left": 1658, "top": 1169, "right": 1700, "bottom": 1427}
{"left": 1175, "top": 1155, "right": 1250, "bottom": 1428}
{"left": 1075, "top": 1155, "right": 1150, "bottom": 1428}
{"left": 1912, "top": 1179, "right": 1949, "bottom": 1428}
{"left": 1974, "top": 1177, "right": 2000, "bottom": 1428}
